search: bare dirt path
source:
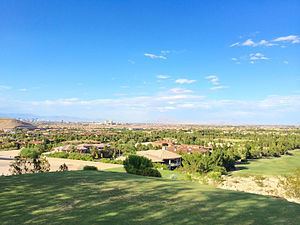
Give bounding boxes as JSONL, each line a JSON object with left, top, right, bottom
{"left": 0, "top": 150, "right": 123, "bottom": 175}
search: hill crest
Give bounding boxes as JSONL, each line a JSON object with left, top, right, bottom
{"left": 0, "top": 118, "right": 36, "bottom": 130}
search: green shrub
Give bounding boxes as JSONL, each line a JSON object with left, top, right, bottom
{"left": 124, "top": 155, "right": 153, "bottom": 170}
{"left": 20, "top": 148, "right": 40, "bottom": 159}
{"left": 212, "top": 166, "right": 227, "bottom": 175}
{"left": 153, "top": 163, "right": 169, "bottom": 170}
{"left": 123, "top": 155, "right": 161, "bottom": 177}
{"left": 68, "top": 153, "right": 93, "bottom": 161}
{"left": 141, "top": 167, "right": 162, "bottom": 177}
{"left": 48, "top": 152, "right": 69, "bottom": 158}
{"left": 206, "top": 171, "right": 223, "bottom": 182}
{"left": 99, "top": 158, "right": 123, "bottom": 164}
{"left": 181, "top": 148, "right": 235, "bottom": 175}
{"left": 83, "top": 165, "right": 98, "bottom": 171}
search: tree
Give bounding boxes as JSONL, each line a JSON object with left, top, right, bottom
{"left": 123, "top": 155, "right": 161, "bottom": 177}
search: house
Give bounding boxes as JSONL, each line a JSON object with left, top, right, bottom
{"left": 53, "top": 143, "right": 111, "bottom": 154}
{"left": 53, "top": 145, "right": 73, "bottom": 152}
{"left": 152, "top": 140, "right": 212, "bottom": 154}
{"left": 137, "top": 150, "right": 181, "bottom": 170}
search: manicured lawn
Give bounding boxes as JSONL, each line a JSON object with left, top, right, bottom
{"left": 0, "top": 171, "right": 299, "bottom": 225}
{"left": 107, "top": 166, "right": 187, "bottom": 180}
{"left": 233, "top": 149, "right": 300, "bottom": 176}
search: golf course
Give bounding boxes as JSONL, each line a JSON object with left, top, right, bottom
{"left": 0, "top": 170, "right": 299, "bottom": 225}
{"left": 234, "top": 150, "right": 300, "bottom": 176}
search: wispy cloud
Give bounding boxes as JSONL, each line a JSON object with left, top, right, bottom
{"left": 144, "top": 53, "right": 167, "bottom": 60}
{"left": 232, "top": 38, "right": 276, "bottom": 47}
{"left": 232, "top": 53, "right": 269, "bottom": 64}
{"left": 273, "top": 35, "right": 300, "bottom": 44}
{"left": 206, "top": 75, "right": 228, "bottom": 90}
{"left": 230, "top": 34, "right": 300, "bottom": 48}
{"left": 249, "top": 52, "right": 269, "bottom": 60}
{"left": 175, "top": 78, "right": 196, "bottom": 84}
{"left": 241, "top": 39, "right": 256, "bottom": 46}
{"left": 205, "top": 75, "right": 220, "bottom": 85}
{"left": 19, "top": 88, "right": 28, "bottom": 92}
{"left": 169, "top": 88, "right": 193, "bottom": 94}
{"left": 249, "top": 53, "right": 269, "bottom": 64}
{"left": 230, "top": 42, "right": 240, "bottom": 47}
{"left": 157, "top": 75, "right": 170, "bottom": 79}
{"left": 3, "top": 94, "right": 299, "bottom": 124}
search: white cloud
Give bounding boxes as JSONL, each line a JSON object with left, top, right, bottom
{"left": 273, "top": 35, "right": 300, "bottom": 44}
{"left": 144, "top": 53, "right": 167, "bottom": 59}
{"left": 169, "top": 88, "right": 193, "bottom": 94}
{"left": 175, "top": 78, "right": 196, "bottom": 84}
{"left": 257, "top": 39, "right": 276, "bottom": 47}
{"left": 1, "top": 93, "right": 299, "bottom": 124}
{"left": 230, "top": 42, "right": 240, "bottom": 47}
{"left": 157, "top": 75, "right": 170, "bottom": 79}
{"left": 283, "top": 60, "right": 289, "bottom": 64}
{"left": 249, "top": 53, "right": 269, "bottom": 61}
{"left": 205, "top": 75, "right": 220, "bottom": 85}
{"left": 231, "top": 34, "right": 299, "bottom": 48}
{"left": 206, "top": 75, "right": 228, "bottom": 91}
{"left": 231, "top": 57, "right": 238, "bottom": 61}
{"left": 242, "top": 39, "right": 256, "bottom": 46}
{"left": 19, "top": 88, "right": 28, "bottom": 92}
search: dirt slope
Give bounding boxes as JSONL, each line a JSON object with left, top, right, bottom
{"left": 0, "top": 118, "right": 36, "bottom": 130}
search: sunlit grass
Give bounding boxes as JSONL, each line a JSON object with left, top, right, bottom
{"left": 233, "top": 149, "right": 300, "bottom": 176}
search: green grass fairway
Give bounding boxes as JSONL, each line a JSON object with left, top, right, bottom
{"left": 234, "top": 150, "right": 300, "bottom": 176}
{"left": 0, "top": 171, "right": 299, "bottom": 225}
{"left": 107, "top": 166, "right": 187, "bottom": 180}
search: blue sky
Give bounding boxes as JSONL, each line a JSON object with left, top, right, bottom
{"left": 0, "top": 0, "right": 299, "bottom": 124}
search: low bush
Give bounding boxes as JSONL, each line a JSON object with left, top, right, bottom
{"left": 83, "top": 165, "right": 98, "bottom": 171}
{"left": 47, "top": 152, "right": 93, "bottom": 161}
{"left": 153, "top": 163, "right": 169, "bottom": 170}
{"left": 206, "top": 171, "right": 223, "bottom": 182}
{"left": 68, "top": 153, "right": 93, "bottom": 161}
{"left": 20, "top": 148, "right": 41, "bottom": 159}
{"left": 124, "top": 155, "right": 161, "bottom": 177}
{"left": 99, "top": 158, "right": 123, "bottom": 164}
{"left": 48, "top": 152, "right": 69, "bottom": 158}
{"left": 141, "top": 167, "right": 162, "bottom": 177}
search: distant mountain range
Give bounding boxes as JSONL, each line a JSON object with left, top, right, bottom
{"left": 0, "top": 113, "right": 105, "bottom": 122}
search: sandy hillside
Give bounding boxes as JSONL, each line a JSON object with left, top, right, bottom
{"left": 0, "top": 118, "right": 36, "bottom": 130}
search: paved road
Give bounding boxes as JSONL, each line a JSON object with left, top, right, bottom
{"left": 0, "top": 150, "right": 123, "bottom": 176}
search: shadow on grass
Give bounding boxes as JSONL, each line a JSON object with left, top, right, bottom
{"left": 233, "top": 166, "right": 249, "bottom": 171}
{"left": 0, "top": 170, "right": 299, "bottom": 225}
